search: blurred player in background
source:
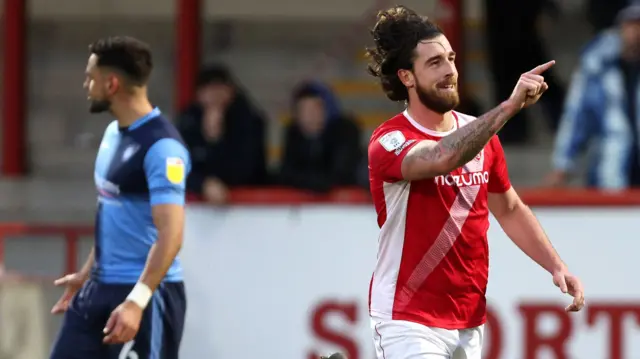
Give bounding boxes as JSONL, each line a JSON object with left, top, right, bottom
{"left": 49, "top": 36, "right": 190, "bottom": 359}
{"left": 365, "top": 6, "right": 584, "bottom": 359}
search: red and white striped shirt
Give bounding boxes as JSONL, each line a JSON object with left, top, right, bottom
{"left": 368, "top": 110, "right": 511, "bottom": 329}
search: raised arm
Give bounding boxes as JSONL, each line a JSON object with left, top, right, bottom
{"left": 401, "top": 104, "right": 514, "bottom": 180}
{"left": 402, "top": 60, "right": 556, "bottom": 181}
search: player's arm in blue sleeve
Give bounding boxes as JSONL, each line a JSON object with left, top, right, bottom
{"left": 550, "top": 64, "right": 597, "bottom": 182}
{"left": 145, "top": 138, "right": 190, "bottom": 206}
{"left": 137, "top": 138, "right": 191, "bottom": 293}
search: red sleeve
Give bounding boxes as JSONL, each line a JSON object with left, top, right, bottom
{"left": 368, "top": 129, "right": 419, "bottom": 182}
{"left": 488, "top": 136, "right": 512, "bottom": 193}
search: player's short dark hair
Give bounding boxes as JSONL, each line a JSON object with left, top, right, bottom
{"left": 366, "top": 5, "right": 443, "bottom": 102}
{"left": 89, "top": 36, "right": 153, "bottom": 86}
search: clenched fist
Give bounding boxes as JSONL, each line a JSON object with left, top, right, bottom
{"left": 506, "top": 60, "right": 555, "bottom": 110}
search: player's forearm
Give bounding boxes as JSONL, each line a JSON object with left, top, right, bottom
{"left": 78, "top": 247, "right": 95, "bottom": 279}
{"left": 496, "top": 202, "right": 566, "bottom": 274}
{"left": 405, "top": 102, "right": 518, "bottom": 176}
{"left": 138, "top": 204, "right": 184, "bottom": 292}
{"left": 437, "top": 102, "right": 517, "bottom": 167}
{"left": 139, "top": 236, "right": 182, "bottom": 291}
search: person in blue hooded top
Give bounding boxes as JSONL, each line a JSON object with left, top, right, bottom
{"left": 278, "top": 81, "right": 363, "bottom": 193}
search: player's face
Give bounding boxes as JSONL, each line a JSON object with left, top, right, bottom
{"left": 407, "top": 34, "right": 459, "bottom": 114}
{"left": 295, "top": 96, "right": 326, "bottom": 136}
{"left": 197, "top": 83, "right": 234, "bottom": 109}
{"left": 83, "top": 54, "right": 116, "bottom": 114}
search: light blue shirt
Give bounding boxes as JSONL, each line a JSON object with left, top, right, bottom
{"left": 94, "top": 108, "right": 191, "bottom": 283}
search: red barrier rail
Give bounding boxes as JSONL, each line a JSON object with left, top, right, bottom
{"left": 0, "top": 224, "right": 93, "bottom": 275}
{"left": 189, "top": 187, "right": 640, "bottom": 207}
{"left": 1, "top": 187, "right": 639, "bottom": 277}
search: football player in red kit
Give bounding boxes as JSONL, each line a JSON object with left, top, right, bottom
{"left": 366, "top": 6, "right": 585, "bottom": 359}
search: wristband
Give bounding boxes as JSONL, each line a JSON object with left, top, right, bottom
{"left": 126, "top": 282, "right": 152, "bottom": 309}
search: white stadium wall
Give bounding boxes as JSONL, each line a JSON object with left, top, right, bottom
{"left": 180, "top": 206, "right": 640, "bottom": 359}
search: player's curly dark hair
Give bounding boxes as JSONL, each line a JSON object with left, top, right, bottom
{"left": 89, "top": 36, "right": 153, "bottom": 86}
{"left": 366, "top": 5, "right": 443, "bottom": 102}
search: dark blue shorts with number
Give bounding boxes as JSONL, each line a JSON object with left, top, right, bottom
{"left": 49, "top": 279, "right": 186, "bottom": 359}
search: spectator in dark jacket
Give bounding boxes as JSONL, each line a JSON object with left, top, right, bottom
{"left": 177, "top": 64, "right": 268, "bottom": 203}
{"left": 587, "top": 0, "right": 629, "bottom": 33}
{"left": 278, "top": 81, "right": 362, "bottom": 193}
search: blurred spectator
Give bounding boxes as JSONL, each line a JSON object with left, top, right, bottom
{"left": 484, "top": 0, "right": 566, "bottom": 144}
{"left": 278, "top": 81, "right": 362, "bottom": 193}
{"left": 177, "top": 64, "right": 268, "bottom": 203}
{"left": 587, "top": 0, "right": 629, "bottom": 33}
{"left": 547, "top": 3, "right": 640, "bottom": 189}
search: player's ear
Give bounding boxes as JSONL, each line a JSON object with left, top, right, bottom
{"left": 398, "top": 68, "right": 415, "bottom": 88}
{"left": 105, "top": 74, "right": 120, "bottom": 95}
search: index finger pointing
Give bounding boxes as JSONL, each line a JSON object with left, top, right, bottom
{"left": 527, "top": 60, "right": 556, "bottom": 75}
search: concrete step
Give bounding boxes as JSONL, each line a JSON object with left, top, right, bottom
{"left": 0, "top": 178, "right": 96, "bottom": 217}
{"left": 29, "top": 146, "right": 96, "bottom": 178}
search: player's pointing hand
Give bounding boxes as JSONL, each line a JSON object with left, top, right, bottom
{"left": 506, "top": 60, "right": 555, "bottom": 111}
{"left": 51, "top": 272, "right": 87, "bottom": 314}
{"left": 527, "top": 60, "right": 556, "bottom": 76}
{"left": 552, "top": 269, "right": 585, "bottom": 312}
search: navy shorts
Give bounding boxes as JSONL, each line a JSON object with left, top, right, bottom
{"left": 50, "top": 279, "right": 186, "bottom": 359}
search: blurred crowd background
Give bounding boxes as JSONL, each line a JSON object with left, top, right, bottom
{"left": 0, "top": 0, "right": 640, "bottom": 357}
{"left": 1, "top": 0, "right": 639, "bottom": 221}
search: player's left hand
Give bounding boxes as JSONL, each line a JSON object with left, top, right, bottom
{"left": 552, "top": 269, "right": 585, "bottom": 312}
{"left": 103, "top": 300, "right": 143, "bottom": 344}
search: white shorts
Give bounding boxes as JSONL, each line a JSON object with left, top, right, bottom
{"left": 370, "top": 317, "right": 484, "bottom": 359}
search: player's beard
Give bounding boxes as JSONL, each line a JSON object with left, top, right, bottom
{"left": 415, "top": 78, "right": 460, "bottom": 114}
{"left": 89, "top": 98, "right": 112, "bottom": 114}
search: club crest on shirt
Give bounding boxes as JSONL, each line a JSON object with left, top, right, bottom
{"left": 122, "top": 144, "right": 140, "bottom": 162}
{"left": 474, "top": 150, "right": 483, "bottom": 162}
{"left": 166, "top": 157, "right": 185, "bottom": 184}
{"left": 379, "top": 131, "right": 406, "bottom": 152}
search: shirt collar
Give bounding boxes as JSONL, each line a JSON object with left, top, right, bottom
{"left": 125, "top": 107, "right": 162, "bottom": 131}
